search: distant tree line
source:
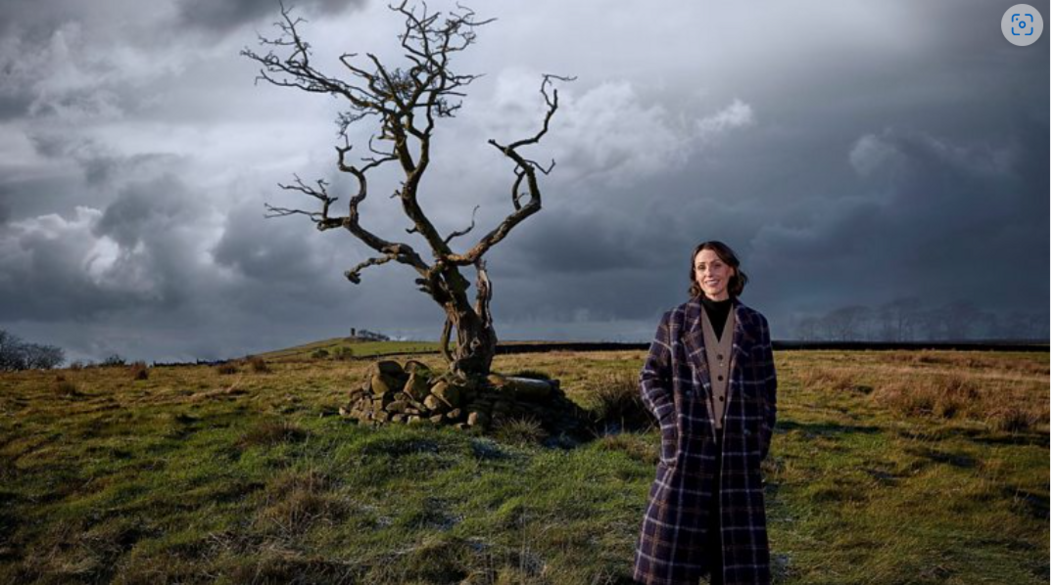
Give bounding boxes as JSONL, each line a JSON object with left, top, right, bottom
{"left": 0, "top": 330, "right": 65, "bottom": 371}
{"left": 790, "top": 297, "right": 1047, "bottom": 342}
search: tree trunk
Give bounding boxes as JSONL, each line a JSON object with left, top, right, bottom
{"left": 435, "top": 260, "right": 497, "bottom": 382}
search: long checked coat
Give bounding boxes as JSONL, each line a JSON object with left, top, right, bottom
{"left": 632, "top": 296, "right": 778, "bottom": 585}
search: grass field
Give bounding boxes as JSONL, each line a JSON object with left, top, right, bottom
{"left": 0, "top": 346, "right": 1048, "bottom": 584}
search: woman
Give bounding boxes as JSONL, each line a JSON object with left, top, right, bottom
{"left": 632, "top": 240, "right": 778, "bottom": 585}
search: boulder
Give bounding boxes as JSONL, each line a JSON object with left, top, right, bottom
{"left": 467, "top": 410, "right": 490, "bottom": 428}
{"left": 403, "top": 372, "right": 432, "bottom": 402}
{"left": 506, "top": 376, "right": 553, "bottom": 401}
{"left": 403, "top": 360, "right": 431, "bottom": 375}
{"left": 423, "top": 394, "right": 445, "bottom": 412}
{"left": 430, "top": 381, "right": 462, "bottom": 408}
{"left": 370, "top": 360, "right": 406, "bottom": 379}
{"left": 372, "top": 374, "right": 402, "bottom": 397}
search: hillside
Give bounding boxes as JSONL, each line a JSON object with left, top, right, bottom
{"left": 0, "top": 348, "right": 1048, "bottom": 583}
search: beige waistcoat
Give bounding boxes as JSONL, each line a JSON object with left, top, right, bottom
{"left": 702, "top": 306, "right": 735, "bottom": 430}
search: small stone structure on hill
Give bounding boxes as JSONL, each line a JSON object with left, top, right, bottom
{"left": 349, "top": 328, "right": 390, "bottom": 341}
{"left": 339, "top": 359, "right": 591, "bottom": 438}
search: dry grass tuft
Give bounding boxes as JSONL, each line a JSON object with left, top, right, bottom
{"left": 235, "top": 418, "right": 308, "bottom": 450}
{"left": 798, "top": 366, "right": 871, "bottom": 394}
{"left": 52, "top": 375, "right": 83, "bottom": 398}
{"left": 128, "top": 361, "right": 149, "bottom": 381}
{"left": 216, "top": 362, "right": 239, "bottom": 375}
{"left": 245, "top": 355, "right": 270, "bottom": 373}
{"left": 986, "top": 406, "right": 1043, "bottom": 433}
{"left": 493, "top": 414, "right": 548, "bottom": 445}
{"left": 582, "top": 371, "right": 652, "bottom": 433}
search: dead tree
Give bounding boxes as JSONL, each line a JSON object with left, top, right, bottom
{"left": 241, "top": 2, "right": 571, "bottom": 383}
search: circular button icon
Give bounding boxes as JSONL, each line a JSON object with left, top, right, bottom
{"left": 1002, "top": 4, "right": 1044, "bottom": 46}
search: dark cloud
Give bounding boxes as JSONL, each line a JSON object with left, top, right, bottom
{"left": 176, "top": 0, "right": 368, "bottom": 34}
{"left": 211, "top": 197, "right": 329, "bottom": 282}
{"left": 750, "top": 120, "right": 1048, "bottom": 320}
{"left": 93, "top": 174, "right": 202, "bottom": 247}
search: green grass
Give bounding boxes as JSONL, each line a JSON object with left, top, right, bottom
{"left": 0, "top": 346, "right": 1048, "bottom": 583}
{"left": 256, "top": 337, "right": 441, "bottom": 361}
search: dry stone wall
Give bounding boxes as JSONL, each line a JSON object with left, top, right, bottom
{"left": 339, "top": 359, "right": 590, "bottom": 436}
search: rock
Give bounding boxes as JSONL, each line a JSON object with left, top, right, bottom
{"left": 423, "top": 395, "right": 445, "bottom": 412}
{"left": 506, "top": 376, "right": 553, "bottom": 401}
{"left": 455, "top": 422, "right": 470, "bottom": 431}
{"left": 407, "top": 415, "right": 422, "bottom": 424}
{"left": 431, "top": 381, "right": 462, "bottom": 408}
{"left": 372, "top": 374, "right": 402, "bottom": 397}
{"left": 467, "top": 410, "right": 490, "bottom": 427}
{"left": 445, "top": 408, "right": 462, "bottom": 420}
{"left": 403, "top": 372, "right": 432, "bottom": 402}
{"left": 487, "top": 373, "right": 509, "bottom": 388}
{"left": 391, "top": 413, "right": 406, "bottom": 423}
{"left": 371, "top": 360, "right": 406, "bottom": 379}
{"left": 403, "top": 360, "right": 431, "bottom": 375}
{"left": 349, "top": 390, "right": 365, "bottom": 402}
{"left": 429, "top": 414, "right": 445, "bottom": 424}
{"left": 385, "top": 400, "right": 409, "bottom": 413}
{"left": 407, "top": 408, "right": 421, "bottom": 416}
{"left": 339, "top": 406, "right": 350, "bottom": 417}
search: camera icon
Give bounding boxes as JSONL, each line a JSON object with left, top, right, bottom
{"left": 1010, "top": 13, "right": 1034, "bottom": 36}
{"left": 1002, "top": 4, "right": 1044, "bottom": 46}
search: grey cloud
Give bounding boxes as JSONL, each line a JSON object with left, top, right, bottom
{"left": 93, "top": 175, "right": 203, "bottom": 248}
{"left": 211, "top": 198, "right": 330, "bottom": 282}
{"left": 0, "top": 207, "right": 141, "bottom": 321}
{"left": 750, "top": 122, "right": 1047, "bottom": 318}
{"left": 176, "top": 0, "right": 368, "bottom": 34}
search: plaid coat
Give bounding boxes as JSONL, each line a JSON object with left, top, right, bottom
{"left": 633, "top": 297, "right": 778, "bottom": 585}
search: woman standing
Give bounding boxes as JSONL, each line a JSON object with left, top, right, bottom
{"left": 632, "top": 240, "right": 778, "bottom": 585}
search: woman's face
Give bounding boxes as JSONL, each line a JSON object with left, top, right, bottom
{"left": 694, "top": 248, "right": 735, "bottom": 301}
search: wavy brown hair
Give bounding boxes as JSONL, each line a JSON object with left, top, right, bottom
{"left": 687, "top": 240, "right": 748, "bottom": 299}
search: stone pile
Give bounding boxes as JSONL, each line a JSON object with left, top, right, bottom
{"left": 338, "top": 359, "right": 589, "bottom": 436}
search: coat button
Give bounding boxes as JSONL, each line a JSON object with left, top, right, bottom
{"left": 718, "top": 354, "right": 724, "bottom": 360}
{"left": 718, "top": 396, "right": 724, "bottom": 402}
{"left": 718, "top": 375, "right": 724, "bottom": 381}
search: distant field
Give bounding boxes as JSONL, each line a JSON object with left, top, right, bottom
{"left": 0, "top": 345, "right": 1048, "bottom": 584}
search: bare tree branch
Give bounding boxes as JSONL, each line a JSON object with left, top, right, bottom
{"left": 344, "top": 254, "right": 397, "bottom": 284}
{"left": 446, "top": 74, "right": 574, "bottom": 266}
{"left": 444, "top": 204, "right": 480, "bottom": 244}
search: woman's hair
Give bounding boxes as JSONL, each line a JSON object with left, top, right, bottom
{"left": 687, "top": 240, "right": 749, "bottom": 299}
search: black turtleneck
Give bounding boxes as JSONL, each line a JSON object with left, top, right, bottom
{"left": 700, "top": 295, "right": 733, "bottom": 339}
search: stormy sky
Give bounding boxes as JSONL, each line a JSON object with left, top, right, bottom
{"left": 0, "top": 0, "right": 1049, "bottom": 362}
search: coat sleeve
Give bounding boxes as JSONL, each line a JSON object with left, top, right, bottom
{"left": 759, "top": 315, "right": 778, "bottom": 460}
{"left": 640, "top": 310, "right": 676, "bottom": 424}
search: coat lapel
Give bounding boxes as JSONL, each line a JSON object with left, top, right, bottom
{"left": 681, "top": 298, "right": 708, "bottom": 390}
